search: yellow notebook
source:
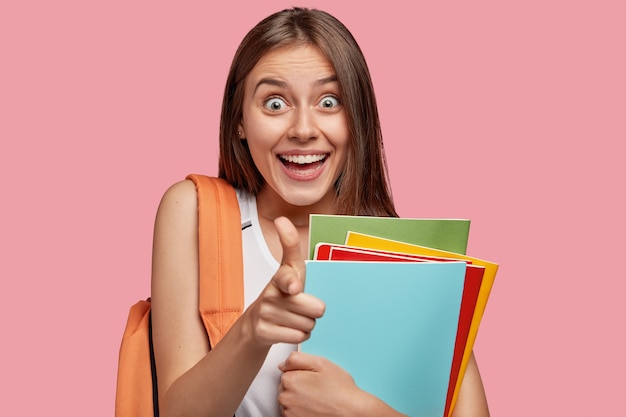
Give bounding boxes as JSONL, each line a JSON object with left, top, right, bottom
{"left": 345, "top": 231, "right": 498, "bottom": 416}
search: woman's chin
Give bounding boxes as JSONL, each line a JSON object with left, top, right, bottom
{"left": 281, "top": 193, "right": 326, "bottom": 208}
{"left": 275, "top": 185, "right": 335, "bottom": 211}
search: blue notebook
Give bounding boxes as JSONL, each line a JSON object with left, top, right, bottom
{"left": 301, "top": 260, "right": 466, "bottom": 416}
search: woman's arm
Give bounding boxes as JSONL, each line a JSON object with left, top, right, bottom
{"left": 450, "top": 352, "right": 490, "bottom": 417}
{"left": 151, "top": 180, "right": 268, "bottom": 417}
{"left": 151, "top": 182, "right": 323, "bottom": 417}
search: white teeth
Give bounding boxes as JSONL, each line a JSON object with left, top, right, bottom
{"left": 280, "top": 154, "right": 326, "bottom": 164}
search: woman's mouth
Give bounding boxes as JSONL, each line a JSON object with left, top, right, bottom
{"left": 278, "top": 153, "right": 328, "bottom": 175}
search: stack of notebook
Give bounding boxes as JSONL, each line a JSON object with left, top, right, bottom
{"left": 301, "top": 214, "right": 498, "bottom": 417}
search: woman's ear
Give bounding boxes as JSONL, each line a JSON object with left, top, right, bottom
{"left": 237, "top": 124, "right": 246, "bottom": 140}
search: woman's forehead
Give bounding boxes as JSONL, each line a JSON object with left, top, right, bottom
{"left": 248, "top": 45, "right": 334, "bottom": 83}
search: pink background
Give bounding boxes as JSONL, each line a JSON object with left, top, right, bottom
{"left": 1, "top": 0, "right": 624, "bottom": 415}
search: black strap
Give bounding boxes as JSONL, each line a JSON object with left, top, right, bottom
{"left": 149, "top": 317, "right": 234, "bottom": 417}
{"left": 149, "top": 311, "right": 160, "bottom": 417}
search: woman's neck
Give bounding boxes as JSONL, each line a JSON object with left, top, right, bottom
{"left": 255, "top": 184, "right": 337, "bottom": 228}
{"left": 255, "top": 184, "right": 338, "bottom": 261}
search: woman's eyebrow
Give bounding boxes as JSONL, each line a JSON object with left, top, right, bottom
{"left": 315, "top": 75, "right": 338, "bottom": 86}
{"left": 254, "top": 75, "right": 338, "bottom": 94}
{"left": 254, "top": 78, "right": 287, "bottom": 94}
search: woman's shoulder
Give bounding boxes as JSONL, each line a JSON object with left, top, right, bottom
{"left": 154, "top": 179, "right": 198, "bottom": 228}
{"left": 159, "top": 179, "right": 197, "bottom": 207}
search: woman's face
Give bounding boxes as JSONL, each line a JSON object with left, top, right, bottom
{"left": 239, "top": 44, "right": 350, "bottom": 211}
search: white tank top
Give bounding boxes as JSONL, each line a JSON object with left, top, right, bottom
{"left": 235, "top": 190, "right": 297, "bottom": 417}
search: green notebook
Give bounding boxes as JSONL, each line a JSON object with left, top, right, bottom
{"left": 308, "top": 214, "right": 470, "bottom": 259}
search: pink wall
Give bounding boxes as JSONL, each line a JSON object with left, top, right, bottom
{"left": 1, "top": 1, "right": 624, "bottom": 415}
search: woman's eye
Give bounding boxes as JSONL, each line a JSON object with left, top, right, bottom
{"left": 264, "top": 97, "right": 287, "bottom": 111}
{"left": 319, "top": 96, "right": 340, "bottom": 109}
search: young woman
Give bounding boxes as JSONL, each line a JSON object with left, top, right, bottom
{"left": 151, "top": 7, "right": 489, "bottom": 417}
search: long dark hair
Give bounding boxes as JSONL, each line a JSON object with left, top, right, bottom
{"left": 218, "top": 7, "right": 397, "bottom": 217}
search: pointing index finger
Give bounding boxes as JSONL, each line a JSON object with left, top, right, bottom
{"left": 274, "top": 216, "right": 305, "bottom": 294}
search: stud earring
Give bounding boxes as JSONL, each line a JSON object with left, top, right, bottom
{"left": 237, "top": 131, "right": 242, "bottom": 137}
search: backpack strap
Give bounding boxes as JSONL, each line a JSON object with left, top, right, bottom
{"left": 186, "top": 174, "right": 244, "bottom": 349}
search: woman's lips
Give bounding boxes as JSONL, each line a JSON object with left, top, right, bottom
{"left": 278, "top": 153, "right": 328, "bottom": 178}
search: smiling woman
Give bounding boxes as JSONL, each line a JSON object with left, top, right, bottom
{"left": 146, "top": 6, "right": 489, "bottom": 417}
{"left": 218, "top": 8, "right": 396, "bottom": 218}
{"left": 239, "top": 45, "right": 350, "bottom": 211}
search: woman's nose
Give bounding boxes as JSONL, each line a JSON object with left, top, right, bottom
{"left": 288, "top": 107, "right": 319, "bottom": 142}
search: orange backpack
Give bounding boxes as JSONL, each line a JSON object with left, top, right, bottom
{"left": 115, "top": 174, "right": 244, "bottom": 417}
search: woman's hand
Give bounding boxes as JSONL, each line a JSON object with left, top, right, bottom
{"left": 278, "top": 352, "right": 406, "bottom": 417}
{"left": 245, "top": 217, "right": 326, "bottom": 346}
{"left": 278, "top": 351, "right": 363, "bottom": 417}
